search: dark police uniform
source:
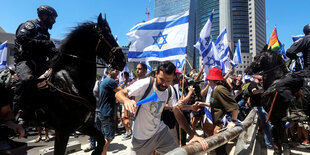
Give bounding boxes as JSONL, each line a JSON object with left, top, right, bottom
{"left": 276, "top": 35, "right": 310, "bottom": 117}
{"left": 13, "top": 19, "right": 55, "bottom": 110}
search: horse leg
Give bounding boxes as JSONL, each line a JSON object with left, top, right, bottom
{"left": 54, "top": 130, "right": 70, "bottom": 155}
{"left": 272, "top": 122, "right": 290, "bottom": 155}
{"left": 78, "top": 121, "right": 105, "bottom": 155}
{"left": 272, "top": 125, "right": 282, "bottom": 154}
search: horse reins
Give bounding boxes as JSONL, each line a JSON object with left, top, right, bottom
{"left": 257, "top": 63, "right": 287, "bottom": 75}
{"left": 42, "top": 24, "right": 121, "bottom": 113}
{"left": 95, "top": 25, "right": 121, "bottom": 64}
{"left": 46, "top": 80, "right": 95, "bottom": 113}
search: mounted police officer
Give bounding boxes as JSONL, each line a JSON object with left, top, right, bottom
{"left": 276, "top": 24, "right": 310, "bottom": 121}
{"left": 13, "top": 5, "right": 58, "bottom": 116}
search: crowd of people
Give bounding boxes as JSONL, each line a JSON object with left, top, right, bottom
{"left": 2, "top": 4, "right": 310, "bottom": 155}
{"left": 79, "top": 58, "right": 310, "bottom": 155}
{"left": 79, "top": 61, "right": 260, "bottom": 154}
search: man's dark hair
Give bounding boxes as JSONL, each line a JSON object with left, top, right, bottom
{"left": 123, "top": 71, "right": 129, "bottom": 77}
{"left": 156, "top": 61, "right": 176, "bottom": 75}
{"left": 107, "top": 66, "right": 117, "bottom": 74}
{"left": 137, "top": 63, "right": 147, "bottom": 70}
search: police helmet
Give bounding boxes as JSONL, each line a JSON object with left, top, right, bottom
{"left": 303, "top": 24, "right": 310, "bottom": 35}
{"left": 37, "top": 5, "right": 58, "bottom": 18}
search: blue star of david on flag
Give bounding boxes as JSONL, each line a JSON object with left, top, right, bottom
{"left": 218, "top": 43, "right": 225, "bottom": 51}
{"left": 152, "top": 32, "right": 168, "bottom": 49}
{"left": 205, "top": 55, "right": 216, "bottom": 66}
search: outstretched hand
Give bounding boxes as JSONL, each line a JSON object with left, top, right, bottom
{"left": 188, "top": 135, "right": 208, "bottom": 151}
{"left": 124, "top": 99, "right": 137, "bottom": 114}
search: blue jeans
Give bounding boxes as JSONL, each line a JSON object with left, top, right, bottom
{"left": 253, "top": 106, "right": 273, "bottom": 148}
{"left": 238, "top": 99, "right": 249, "bottom": 121}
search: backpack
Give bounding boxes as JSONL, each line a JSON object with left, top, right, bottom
{"left": 161, "top": 86, "right": 177, "bottom": 129}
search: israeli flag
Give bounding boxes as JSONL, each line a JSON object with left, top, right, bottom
{"left": 232, "top": 39, "right": 242, "bottom": 67}
{"left": 176, "top": 58, "right": 185, "bottom": 72}
{"left": 115, "top": 35, "right": 119, "bottom": 45}
{"left": 215, "top": 28, "right": 231, "bottom": 74}
{"left": 118, "top": 65, "right": 130, "bottom": 84}
{"left": 146, "top": 61, "right": 152, "bottom": 75}
{"left": 292, "top": 35, "right": 304, "bottom": 42}
{"left": 193, "top": 11, "right": 221, "bottom": 76}
{"left": 124, "top": 65, "right": 130, "bottom": 73}
{"left": 127, "top": 11, "right": 189, "bottom": 62}
{"left": 0, "top": 41, "right": 8, "bottom": 71}
{"left": 204, "top": 86, "right": 213, "bottom": 124}
{"left": 194, "top": 11, "right": 213, "bottom": 55}
{"left": 130, "top": 71, "right": 134, "bottom": 80}
{"left": 201, "top": 40, "right": 221, "bottom": 76}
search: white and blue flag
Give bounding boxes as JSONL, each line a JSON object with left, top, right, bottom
{"left": 194, "top": 11, "right": 213, "bottom": 55}
{"left": 204, "top": 86, "right": 213, "bottom": 124}
{"left": 292, "top": 35, "right": 304, "bottom": 42}
{"left": 115, "top": 35, "right": 119, "bottom": 45}
{"left": 176, "top": 58, "right": 185, "bottom": 72}
{"left": 232, "top": 39, "right": 242, "bottom": 67}
{"left": 127, "top": 11, "right": 189, "bottom": 62}
{"left": 0, "top": 41, "right": 8, "bottom": 71}
{"left": 118, "top": 65, "right": 130, "bottom": 84}
{"left": 201, "top": 41, "right": 221, "bottom": 76}
{"left": 215, "top": 28, "right": 231, "bottom": 74}
{"left": 194, "top": 11, "right": 220, "bottom": 76}
{"left": 146, "top": 61, "right": 152, "bottom": 75}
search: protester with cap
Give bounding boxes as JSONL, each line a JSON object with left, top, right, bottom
{"left": 205, "top": 68, "right": 239, "bottom": 155}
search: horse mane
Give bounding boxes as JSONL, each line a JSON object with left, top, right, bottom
{"left": 60, "top": 22, "right": 97, "bottom": 52}
{"left": 50, "top": 22, "right": 97, "bottom": 69}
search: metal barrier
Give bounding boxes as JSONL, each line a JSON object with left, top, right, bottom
{"left": 166, "top": 109, "right": 258, "bottom": 155}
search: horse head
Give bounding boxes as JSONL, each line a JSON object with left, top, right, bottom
{"left": 245, "top": 45, "right": 268, "bottom": 75}
{"left": 95, "top": 13, "right": 126, "bottom": 71}
{"left": 245, "top": 44, "right": 288, "bottom": 89}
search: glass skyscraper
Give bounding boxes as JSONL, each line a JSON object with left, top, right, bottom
{"left": 154, "top": 0, "right": 190, "bottom": 18}
{"left": 154, "top": 0, "right": 266, "bottom": 73}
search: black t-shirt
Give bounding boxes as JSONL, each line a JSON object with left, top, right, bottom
{"left": 232, "top": 80, "right": 243, "bottom": 91}
{"left": 248, "top": 81, "right": 262, "bottom": 107}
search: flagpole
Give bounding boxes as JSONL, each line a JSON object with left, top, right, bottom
{"left": 185, "top": 58, "right": 193, "bottom": 70}
{"left": 178, "top": 57, "right": 188, "bottom": 146}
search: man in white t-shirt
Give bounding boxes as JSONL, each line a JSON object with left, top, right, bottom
{"left": 116, "top": 61, "right": 207, "bottom": 155}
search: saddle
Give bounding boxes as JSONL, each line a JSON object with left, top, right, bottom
{"left": 0, "top": 68, "right": 52, "bottom": 91}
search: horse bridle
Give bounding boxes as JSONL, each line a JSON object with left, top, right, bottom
{"left": 61, "top": 25, "right": 121, "bottom": 67}
{"left": 250, "top": 53, "right": 287, "bottom": 75}
{"left": 95, "top": 25, "right": 121, "bottom": 64}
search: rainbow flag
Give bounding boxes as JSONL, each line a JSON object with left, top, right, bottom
{"left": 267, "top": 26, "right": 286, "bottom": 58}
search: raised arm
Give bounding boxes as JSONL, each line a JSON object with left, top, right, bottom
{"left": 115, "top": 89, "right": 137, "bottom": 113}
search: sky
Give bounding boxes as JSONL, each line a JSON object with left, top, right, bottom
{"left": 0, "top": 0, "right": 309, "bottom": 50}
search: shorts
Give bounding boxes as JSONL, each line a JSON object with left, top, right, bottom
{"left": 131, "top": 127, "right": 178, "bottom": 155}
{"left": 96, "top": 115, "right": 115, "bottom": 140}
